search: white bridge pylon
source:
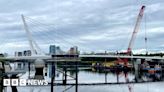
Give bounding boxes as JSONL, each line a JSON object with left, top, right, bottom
{"left": 21, "top": 14, "right": 45, "bottom": 56}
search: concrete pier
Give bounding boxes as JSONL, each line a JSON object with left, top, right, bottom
{"left": 34, "top": 59, "right": 45, "bottom": 79}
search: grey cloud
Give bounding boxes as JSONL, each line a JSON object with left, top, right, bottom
{"left": 0, "top": 0, "right": 164, "bottom": 54}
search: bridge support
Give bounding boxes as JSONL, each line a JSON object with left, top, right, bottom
{"left": 34, "top": 59, "right": 45, "bottom": 79}
{"left": 134, "top": 59, "right": 142, "bottom": 82}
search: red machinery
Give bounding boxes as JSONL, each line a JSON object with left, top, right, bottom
{"left": 117, "top": 6, "right": 146, "bottom": 67}
{"left": 117, "top": 6, "right": 146, "bottom": 92}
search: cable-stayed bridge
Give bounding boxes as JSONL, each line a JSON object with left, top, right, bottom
{"left": 1, "top": 13, "right": 163, "bottom": 61}
{"left": 1, "top": 54, "right": 164, "bottom": 61}
{"left": 0, "top": 10, "right": 164, "bottom": 92}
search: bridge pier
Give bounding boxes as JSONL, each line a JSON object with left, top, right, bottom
{"left": 34, "top": 59, "right": 45, "bottom": 79}
{"left": 134, "top": 59, "right": 141, "bottom": 82}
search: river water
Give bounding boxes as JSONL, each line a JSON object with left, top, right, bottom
{"left": 5, "top": 82, "right": 164, "bottom": 92}
{"left": 4, "top": 66, "right": 164, "bottom": 92}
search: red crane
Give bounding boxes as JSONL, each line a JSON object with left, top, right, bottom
{"left": 126, "top": 5, "right": 146, "bottom": 92}
{"left": 127, "top": 5, "right": 146, "bottom": 54}
{"left": 117, "top": 5, "right": 146, "bottom": 66}
{"left": 116, "top": 6, "right": 146, "bottom": 92}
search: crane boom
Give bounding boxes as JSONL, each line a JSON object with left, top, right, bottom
{"left": 126, "top": 6, "right": 145, "bottom": 92}
{"left": 127, "top": 5, "right": 146, "bottom": 54}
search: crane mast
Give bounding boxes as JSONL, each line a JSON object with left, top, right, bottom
{"left": 127, "top": 5, "right": 146, "bottom": 54}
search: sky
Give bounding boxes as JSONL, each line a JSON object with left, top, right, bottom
{"left": 0, "top": 0, "right": 164, "bottom": 55}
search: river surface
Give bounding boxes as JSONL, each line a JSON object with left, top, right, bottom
{"left": 4, "top": 66, "right": 164, "bottom": 92}
{"left": 5, "top": 82, "right": 164, "bottom": 92}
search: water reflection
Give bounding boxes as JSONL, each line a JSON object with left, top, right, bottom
{"left": 5, "top": 81, "right": 164, "bottom": 92}
{"left": 45, "top": 64, "right": 164, "bottom": 86}
{"left": 3, "top": 63, "right": 164, "bottom": 92}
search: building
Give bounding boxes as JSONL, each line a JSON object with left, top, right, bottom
{"left": 49, "top": 45, "right": 64, "bottom": 55}
{"left": 15, "top": 50, "right": 31, "bottom": 57}
{"left": 17, "top": 52, "right": 23, "bottom": 56}
{"left": 55, "top": 46, "right": 62, "bottom": 55}
{"left": 23, "top": 50, "right": 31, "bottom": 56}
{"left": 49, "top": 45, "right": 56, "bottom": 55}
{"left": 68, "top": 46, "right": 78, "bottom": 55}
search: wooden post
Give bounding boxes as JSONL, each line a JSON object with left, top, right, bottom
{"left": 63, "top": 67, "right": 67, "bottom": 85}
{"left": 105, "top": 58, "right": 107, "bottom": 83}
{"left": 51, "top": 62, "right": 55, "bottom": 92}
{"left": 28, "top": 62, "right": 30, "bottom": 79}
{"left": 116, "top": 71, "right": 119, "bottom": 83}
{"left": 75, "top": 61, "right": 78, "bottom": 92}
{"left": 11, "top": 75, "right": 18, "bottom": 92}
{"left": 0, "top": 68, "right": 3, "bottom": 92}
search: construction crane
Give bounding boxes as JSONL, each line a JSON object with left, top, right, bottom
{"left": 125, "top": 5, "right": 146, "bottom": 92}
{"left": 127, "top": 5, "right": 146, "bottom": 54}
{"left": 114, "top": 5, "right": 146, "bottom": 92}
{"left": 116, "top": 5, "right": 146, "bottom": 65}
{"left": 121, "top": 5, "right": 146, "bottom": 67}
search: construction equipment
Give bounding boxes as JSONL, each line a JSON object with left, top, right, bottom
{"left": 127, "top": 5, "right": 146, "bottom": 54}
{"left": 117, "top": 5, "right": 146, "bottom": 66}
{"left": 125, "top": 5, "right": 146, "bottom": 92}
{"left": 114, "top": 5, "right": 146, "bottom": 92}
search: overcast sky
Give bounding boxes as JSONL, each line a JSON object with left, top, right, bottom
{"left": 0, "top": 0, "right": 164, "bottom": 55}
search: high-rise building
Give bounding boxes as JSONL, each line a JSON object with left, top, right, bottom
{"left": 74, "top": 46, "right": 78, "bottom": 54}
{"left": 23, "top": 50, "right": 31, "bottom": 56}
{"left": 18, "top": 52, "right": 23, "bottom": 56}
{"left": 68, "top": 46, "right": 78, "bottom": 55}
{"left": 15, "top": 50, "right": 31, "bottom": 56}
{"left": 56, "top": 46, "right": 62, "bottom": 55}
{"left": 49, "top": 45, "right": 65, "bottom": 55}
{"left": 49, "top": 45, "right": 56, "bottom": 55}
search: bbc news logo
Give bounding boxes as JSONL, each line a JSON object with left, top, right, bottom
{"left": 3, "top": 79, "right": 48, "bottom": 86}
